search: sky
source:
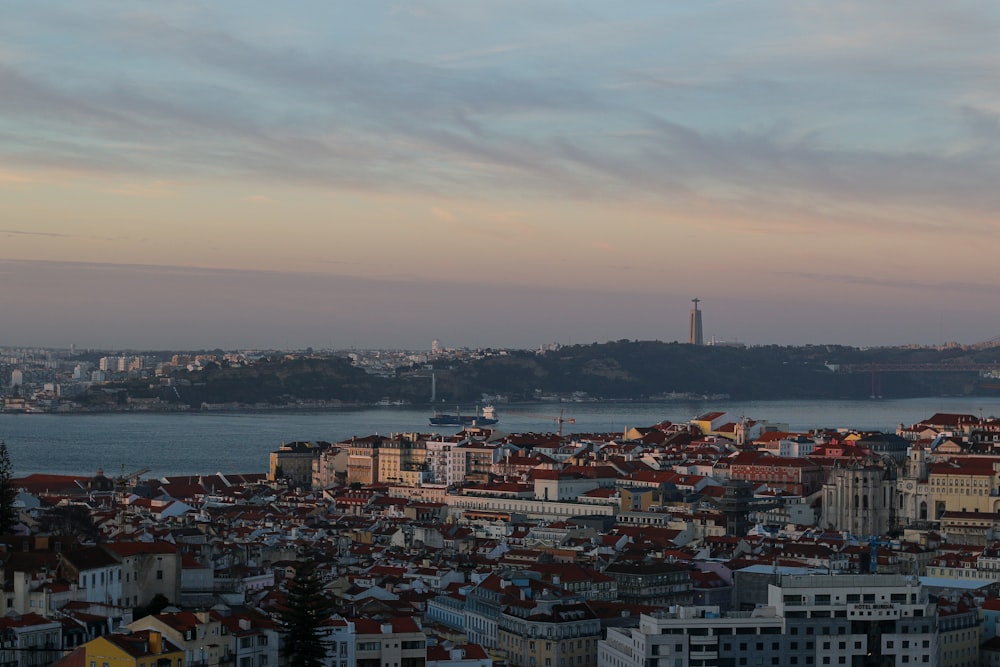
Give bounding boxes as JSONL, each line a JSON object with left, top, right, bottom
{"left": 2, "top": 2, "right": 999, "bottom": 350}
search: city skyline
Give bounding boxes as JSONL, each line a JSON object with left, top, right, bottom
{"left": 2, "top": 3, "right": 1000, "bottom": 349}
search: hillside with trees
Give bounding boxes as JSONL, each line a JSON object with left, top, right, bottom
{"left": 81, "top": 341, "right": 1000, "bottom": 409}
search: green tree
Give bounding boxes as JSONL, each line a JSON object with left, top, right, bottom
{"left": 38, "top": 504, "right": 100, "bottom": 542}
{"left": 0, "top": 442, "right": 18, "bottom": 533}
{"left": 279, "top": 559, "right": 334, "bottom": 667}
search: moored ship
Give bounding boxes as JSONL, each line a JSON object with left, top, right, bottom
{"left": 429, "top": 404, "right": 498, "bottom": 426}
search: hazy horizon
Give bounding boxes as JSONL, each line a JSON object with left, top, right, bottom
{"left": 3, "top": 3, "right": 999, "bottom": 349}
{"left": 1, "top": 257, "right": 994, "bottom": 352}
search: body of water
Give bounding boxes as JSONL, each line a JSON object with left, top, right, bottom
{"left": 2, "top": 397, "right": 997, "bottom": 478}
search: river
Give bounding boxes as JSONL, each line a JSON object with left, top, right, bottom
{"left": 2, "top": 397, "right": 997, "bottom": 478}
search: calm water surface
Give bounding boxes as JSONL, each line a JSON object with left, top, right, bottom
{"left": 2, "top": 397, "right": 997, "bottom": 477}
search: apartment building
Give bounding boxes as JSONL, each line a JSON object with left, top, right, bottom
{"left": 599, "top": 574, "right": 939, "bottom": 667}
{"left": 498, "top": 599, "right": 601, "bottom": 667}
{"left": 353, "top": 617, "right": 427, "bottom": 667}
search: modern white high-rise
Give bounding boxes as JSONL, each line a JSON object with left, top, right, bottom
{"left": 599, "top": 574, "right": 942, "bottom": 667}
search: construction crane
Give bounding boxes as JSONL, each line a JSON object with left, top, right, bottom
{"left": 116, "top": 465, "right": 151, "bottom": 491}
{"left": 798, "top": 531, "right": 898, "bottom": 574}
{"left": 115, "top": 465, "right": 151, "bottom": 534}
{"left": 869, "top": 535, "right": 898, "bottom": 574}
{"left": 508, "top": 408, "right": 576, "bottom": 435}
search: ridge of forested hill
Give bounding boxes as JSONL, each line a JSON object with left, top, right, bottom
{"left": 83, "top": 341, "right": 1000, "bottom": 408}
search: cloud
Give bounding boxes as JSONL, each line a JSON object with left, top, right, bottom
{"left": 2, "top": 2, "right": 997, "bottom": 221}
{"left": 773, "top": 270, "right": 997, "bottom": 295}
{"left": 430, "top": 207, "right": 456, "bottom": 223}
{"left": 104, "top": 180, "right": 182, "bottom": 198}
{"left": 1, "top": 1, "right": 1000, "bottom": 335}
{"left": 0, "top": 229, "right": 70, "bottom": 238}
{"left": 1, "top": 257, "right": 997, "bottom": 349}
{"left": 0, "top": 169, "right": 37, "bottom": 185}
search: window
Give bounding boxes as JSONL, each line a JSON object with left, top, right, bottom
{"left": 156, "top": 570, "right": 164, "bottom": 580}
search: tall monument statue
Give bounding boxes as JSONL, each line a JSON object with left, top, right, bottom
{"left": 689, "top": 298, "right": 704, "bottom": 345}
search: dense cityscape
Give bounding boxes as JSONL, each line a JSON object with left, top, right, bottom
{"left": 5, "top": 2, "right": 999, "bottom": 667}
{"left": 2, "top": 380, "right": 999, "bottom": 666}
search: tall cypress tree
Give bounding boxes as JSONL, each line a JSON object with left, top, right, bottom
{"left": 279, "top": 559, "right": 334, "bottom": 667}
{"left": 0, "top": 442, "right": 18, "bottom": 533}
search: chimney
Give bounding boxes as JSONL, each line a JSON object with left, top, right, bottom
{"left": 148, "top": 630, "right": 162, "bottom": 654}
{"left": 380, "top": 622, "right": 393, "bottom": 635}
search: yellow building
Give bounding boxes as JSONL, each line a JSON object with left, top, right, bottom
{"left": 377, "top": 434, "right": 428, "bottom": 485}
{"left": 938, "top": 597, "right": 981, "bottom": 667}
{"left": 498, "top": 599, "right": 601, "bottom": 667}
{"left": 928, "top": 458, "right": 1000, "bottom": 518}
{"left": 56, "top": 630, "right": 184, "bottom": 667}
{"left": 268, "top": 441, "right": 330, "bottom": 489}
{"left": 690, "top": 411, "right": 728, "bottom": 436}
{"left": 346, "top": 436, "right": 381, "bottom": 486}
{"left": 128, "top": 611, "right": 226, "bottom": 667}
{"left": 619, "top": 486, "right": 662, "bottom": 512}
